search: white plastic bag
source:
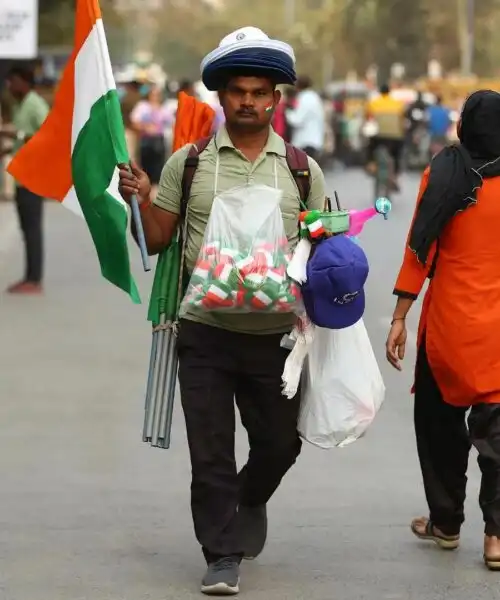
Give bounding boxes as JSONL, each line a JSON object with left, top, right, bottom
{"left": 298, "top": 319, "right": 385, "bottom": 449}
{"left": 180, "top": 184, "right": 301, "bottom": 315}
{"left": 281, "top": 319, "right": 315, "bottom": 399}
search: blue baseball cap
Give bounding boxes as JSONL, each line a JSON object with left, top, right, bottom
{"left": 301, "top": 235, "right": 369, "bottom": 329}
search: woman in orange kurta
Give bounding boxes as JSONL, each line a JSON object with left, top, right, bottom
{"left": 386, "top": 90, "right": 500, "bottom": 570}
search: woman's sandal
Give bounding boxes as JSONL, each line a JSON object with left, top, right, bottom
{"left": 484, "top": 555, "right": 500, "bottom": 571}
{"left": 484, "top": 538, "right": 500, "bottom": 570}
{"left": 410, "top": 517, "right": 460, "bottom": 550}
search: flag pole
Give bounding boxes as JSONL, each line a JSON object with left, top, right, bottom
{"left": 130, "top": 195, "right": 151, "bottom": 272}
{"left": 124, "top": 157, "right": 151, "bottom": 272}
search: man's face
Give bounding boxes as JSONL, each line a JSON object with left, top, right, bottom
{"left": 219, "top": 76, "right": 281, "bottom": 132}
{"left": 6, "top": 75, "right": 26, "bottom": 99}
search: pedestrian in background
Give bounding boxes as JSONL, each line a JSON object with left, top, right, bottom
{"left": 285, "top": 75, "right": 325, "bottom": 161}
{"left": 272, "top": 87, "right": 296, "bottom": 142}
{"left": 428, "top": 95, "right": 452, "bottom": 156}
{"left": 120, "top": 79, "right": 142, "bottom": 163}
{"left": 0, "top": 65, "right": 49, "bottom": 295}
{"left": 386, "top": 90, "right": 500, "bottom": 570}
{"left": 130, "top": 85, "right": 171, "bottom": 197}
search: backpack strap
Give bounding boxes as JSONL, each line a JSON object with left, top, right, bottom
{"left": 284, "top": 142, "right": 311, "bottom": 208}
{"left": 180, "top": 135, "right": 213, "bottom": 219}
{"left": 181, "top": 138, "right": 312, "bottom": 216}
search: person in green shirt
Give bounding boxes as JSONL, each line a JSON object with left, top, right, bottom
{"left": 119, "top": 27, "right": 326, "bottom": 596}
{"left": 0, "top": 64, "right": 49, "bottom": 295}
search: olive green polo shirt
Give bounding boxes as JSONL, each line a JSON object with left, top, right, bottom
{"left": 154, "top": 126, "right": 326, "bottom": 334}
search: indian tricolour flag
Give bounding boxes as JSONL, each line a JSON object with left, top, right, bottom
{"left": 8, "top": 0, "right": 140, "bottom": 303}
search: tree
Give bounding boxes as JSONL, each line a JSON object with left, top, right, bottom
{"left": 39, "top": 0, "right": 66, "bottom": 10}
{"left": 339, "top": 0, "right": 500, "bottom": 80}
{"left": 338, "top": 0, "right": 430, "bottom": 80}
{"left": 38, "top": 0, "right": 123, "bottom": 48}
{"left": 152, "top": 0, "right": 231, "bottom": 79}
{"left": 471, "top": 0, "right": 500, "bottom": 77}
{"left": 38, "top": 0, "right": 74, "bottom": 46}
{"left": 37, "top": 0, "right": 500, "bottom": 83}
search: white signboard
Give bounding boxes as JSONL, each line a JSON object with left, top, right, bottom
{"left": 0, "top": 0, "right": 38, "bottom": 59}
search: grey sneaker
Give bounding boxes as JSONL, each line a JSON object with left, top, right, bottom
{"left": 238, "top": 504, "right": 268, "bottom": 560}
{"left": 201, "top": 557, "right": 240, "bottom": 595}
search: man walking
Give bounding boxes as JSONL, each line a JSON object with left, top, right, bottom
{"left": 285, "top": 75, "right": 325, "bottom": 161}
{"left": 119, "top": 27, "right": 326, "bottom": 595}
{"left": 365, "top": 83, "right": 406, "bottom": 189}
{"left": 1, "top": 65, "right": 49, "bottom": 294}
{"left": 428, "top": 95, "right": 452, "bottom": 156}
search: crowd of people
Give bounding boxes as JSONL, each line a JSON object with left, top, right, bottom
{"left": 365, "top": 86, "right": 456, "bottom": 186}
{"left": 117, "top": 70, "right": 457, "bottom": 197}
{"left": 117, "top": 73, "right": 328, "bottom": 182}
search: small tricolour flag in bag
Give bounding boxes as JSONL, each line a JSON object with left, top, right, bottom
{"left": 250, "top": 290, "right": 274, "bottom": 310}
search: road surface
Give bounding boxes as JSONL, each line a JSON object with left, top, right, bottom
{"left": 0, "top": 169, "right": 498, "bottom": 600}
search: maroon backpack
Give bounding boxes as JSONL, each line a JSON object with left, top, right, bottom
{"left": 180, "top": 136, "right": 312, "bottom": 219}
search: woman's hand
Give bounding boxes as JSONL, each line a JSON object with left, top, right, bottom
{"left": 386, "top": 318, "right": 407, "bottom": 371}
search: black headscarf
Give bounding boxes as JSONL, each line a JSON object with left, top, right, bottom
{"left": 409, "top": 90, "right": 500, "bottom": 265}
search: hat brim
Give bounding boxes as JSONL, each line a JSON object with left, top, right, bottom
{"left": 302, "top": 287, "right": 366, "bottom": 330}
{"left": 203, "top": 66, "right": 296, "bottom": 91}
{"left": 201, "top": 48, "right": 296, "bottom": 91}
{"left": 201, "top": 38, "right": 296, "bottom": 72}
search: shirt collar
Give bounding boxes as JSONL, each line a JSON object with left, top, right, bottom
{"left": 215, "top": 126, "right": 286, "bottom": 157}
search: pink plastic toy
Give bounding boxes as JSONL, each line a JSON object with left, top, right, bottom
{"left": 347, "top": 207, "right": 378, "bottom": 237}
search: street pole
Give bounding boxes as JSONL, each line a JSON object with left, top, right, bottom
{"left": 465, "top": 0, "right": 475, "bottom": 76}
{"left": 458, "top": 0, "right": 475, "bottom": 76}
{"left": 321, "top": 0, "right": 335, "bottom": 87}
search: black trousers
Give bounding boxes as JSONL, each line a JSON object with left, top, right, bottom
{"left": 15, "top": 186, "right": 44, "bottom": 283}
{"left": 139, "top": 136, "right": 166, "bottom": 185}
{"left": 415, "top": 340, "right": 500, "bottom": 537}
{"left": 177, "top": 319, "right": 302, "bottom": 562}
